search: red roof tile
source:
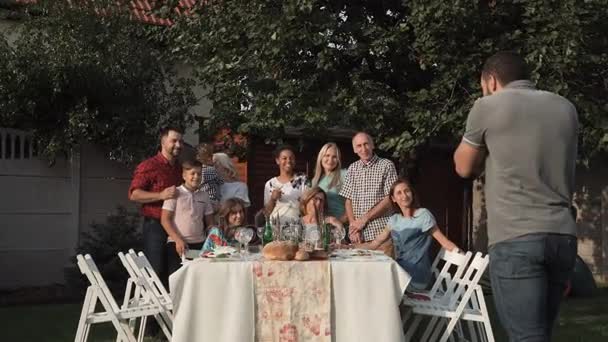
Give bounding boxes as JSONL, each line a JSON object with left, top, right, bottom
{"left": 11, "top": 1, "right": 202, "bottom": 26}
{"left": 130, "top": 1, "right": 200, "bottom": 26}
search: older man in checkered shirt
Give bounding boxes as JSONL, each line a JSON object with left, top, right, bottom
{"left": 340, "top": 132, "right": 398, "bottom": 243}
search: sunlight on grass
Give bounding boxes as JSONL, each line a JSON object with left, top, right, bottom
{"left": 1, "top": 289, "right": 607, "bottom": 342}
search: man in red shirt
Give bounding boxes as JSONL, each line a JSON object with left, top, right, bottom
{"left": 129, "top": 126, "right": 183, "bottom": 286}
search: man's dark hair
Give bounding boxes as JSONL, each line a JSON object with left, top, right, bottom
{"left": 182, "top": 159, "right": 202, "bottom": 171}
{"left": 159, "top": 126, "right": 184, "bottom": 139}
{"left": 482, "top": 51, "right": 530, "bottom": 85}
{"left": 273, "top": 144, "right": 296, "bottom": 159}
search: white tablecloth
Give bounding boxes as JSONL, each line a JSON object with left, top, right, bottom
{"left": 169, "top": 257, "right": 410, "bottom": 342}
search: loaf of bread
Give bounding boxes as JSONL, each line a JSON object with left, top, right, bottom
{"left": 262, "top": 241, "right": 298, "bottom": 260}
{"left": 294, "top": 249, "right": 310, "bottom": 261}
{"left": 310, "top": 250, "right": 329, "bottom": 260}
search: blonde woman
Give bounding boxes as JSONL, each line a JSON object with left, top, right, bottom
{"left": 312, "top": 143, "right": 347, "bottom": 223}
{"left": 300, "top": 187, "right": 344, "bottom": 243}
{"left": 213, "top": 152, "right": 250, "bottom": 208}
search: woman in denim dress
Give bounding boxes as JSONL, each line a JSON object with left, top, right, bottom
{"left": 356, "top": 178, "right": 459, "bottom": 290}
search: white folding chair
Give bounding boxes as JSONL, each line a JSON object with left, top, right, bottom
{"left": 457, "top": 284, "right": 494, "bottom": 342}
{"left": 117, "top": 251, "right": 172, "bottom": 342}
{"left": 402, "top": 249, "right": 473, "bottom": 341}
{"left": 125, "top": 249, "right": 174, "bottom": 313}
{"left": 403, "top": 252, "right": 494, "bottom": 342}
{"left": 74, "top": 254, "right": 166, "bottom": 342}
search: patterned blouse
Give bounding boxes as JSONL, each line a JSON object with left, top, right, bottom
{"left": 201, "top": 227, "right": 228, "bottom": 254}
{"left": 263, "top": 174, "right": 308, "bottom": 219}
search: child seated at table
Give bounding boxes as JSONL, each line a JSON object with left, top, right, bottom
{"left": 161, "top": 160, "right": 215, "bottom": 275}
{"left": 202, "top": 197, "right": 248, "bottom": 254}
{"left": 354, "top": 178, "right": 458, "bottom": 290}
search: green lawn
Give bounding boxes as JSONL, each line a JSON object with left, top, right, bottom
{"left": 0, "top": 303, "right": 164, "bottom": 342}
{"left": 1, "top": 289, "right": 607, "bottom": 342}
{"left": 484, "top": 289, "right": 608, "bottom": 342}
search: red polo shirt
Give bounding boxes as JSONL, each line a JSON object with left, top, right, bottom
{"left": 128, "top": 152, "right": 182, "bottom": 219}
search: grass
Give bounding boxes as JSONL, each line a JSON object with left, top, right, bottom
{"left": 0, "top": 303, "right": 165, "bottom": 342}
{"left": 485, "top": 288, "right": 608, "bottom": 342}
{"left": 1, "top": 289, "right": 607, "bottom": 342}
{"left": 552, "top": 289, "right": 608, "bottom": 341}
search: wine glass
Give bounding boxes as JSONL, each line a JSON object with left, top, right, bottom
{"left": 256, "top": 226, "right": 265, "bottom": 243}
{"left": 236, "top": 227, "right": 254, "bottom": 259}
{"left": 304, "top": 225, "right": 320, "bottom": 251}
{"left": 289, "top": 221, "right": 301, "bottom": 242}
{"left": 332, "top": 226, "right": 346, "bottom": 248}
{"left": 282, "top": 224, "right": 299, "bottom": 242}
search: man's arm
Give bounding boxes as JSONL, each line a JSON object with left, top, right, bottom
{"left": 454, "top": 142, "right": 486, "bottom": 178}
{"left": 128, "top": 162, "right": 176, "bottom": 203}
{"left": 130, "top": 188, "right": 174, "bottom": 203}
{"left": 352, "top": 196, "right": 393, "bottom": 232}
{"left": 366, "top": 196, "right": 393, "bottom": 222}
{"left": 455, "top": 97, "right": 488, "bottom": 178}
{"left": 345, "top": 198, "right": 355, "bottom": 223}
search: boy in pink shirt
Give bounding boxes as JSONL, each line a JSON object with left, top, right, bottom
{"left": 161, "top": 160, "right": 215, "bottom": 275}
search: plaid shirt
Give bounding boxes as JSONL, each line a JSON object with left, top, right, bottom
{"left": 128, "top": 152, "right": 182, "bottom": 219}
{"left": 200, "top": 165, "right": 223, "bottom": 202}
{"left": 340, "top": 154, "right": 398, "bottom": 241}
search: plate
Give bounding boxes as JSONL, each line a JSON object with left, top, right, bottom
{"left": 201, "top": 246, "right": 238, "bottom": 258}
{"left": 330, "top": 248, "right": 389, "bottom": 261}
{"left": 184, "top": 249, "right": 202, "bottom": 259}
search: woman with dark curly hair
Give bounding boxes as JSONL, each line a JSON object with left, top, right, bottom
{"left": 263, "top": 144, "right": 308, "bottom": 220}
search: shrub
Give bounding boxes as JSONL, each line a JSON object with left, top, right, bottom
{"left": 65, "top": 206, "right": 142, "bottom": 297}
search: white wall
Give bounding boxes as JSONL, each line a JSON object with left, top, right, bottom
{"left": 79, "top": 143, "right": 136, "bottom": 236}
{"left": 0, "top": 129, "right": 78, "bottom": 288}
{"left": 0, "top": 128, "right": 140, "bottom": 289}
{"left": 175, "top": 63, "right": 213, "bottom": 145}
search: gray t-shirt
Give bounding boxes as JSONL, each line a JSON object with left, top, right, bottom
{"left": 463, "top": 80, "right": 578, "bottom": 246}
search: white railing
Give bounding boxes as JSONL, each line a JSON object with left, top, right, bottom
{"left": 0, "top": 127, "right": 36, "bottom": 160}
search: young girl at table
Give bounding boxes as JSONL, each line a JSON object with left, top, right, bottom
{"left": 201, "top": 197, "right": 248, "bottom": 254}
{"left": 300, "top": 187, "right": 344, "bottom": 230}
{"left": 354, "top": 178, "right": 458, "bottom": 290}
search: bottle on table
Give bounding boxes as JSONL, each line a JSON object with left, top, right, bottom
{"left": 323, "top": 223, "right": 331, "bottom": 252}
{"left": 263, "top": 215, "right": 273, "bottom": 246}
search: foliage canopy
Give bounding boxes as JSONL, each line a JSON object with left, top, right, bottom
{"left": 163, "top": 0, "right": 607, "bottom": 162}
{"left": 1, "top": 0, "right": 607, "bottom": 164}
{"left": 0, "top": 1, "right": 197, "bottom": 163}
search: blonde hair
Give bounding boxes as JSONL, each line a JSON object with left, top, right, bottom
{"left": 299, "top": 187, "right": 328, "bottom": 217}
{"left": 312, "top": 142, "right": 343, "bottom": 190}
{"left": 213, "top": 152, "right": 238, "bottom": 179}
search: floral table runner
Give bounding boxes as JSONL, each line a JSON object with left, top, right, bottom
{"left": 253, "top": 261, "right": 331, "bottom": 342}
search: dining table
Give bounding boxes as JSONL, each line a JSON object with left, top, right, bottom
{"left": 169, "top": 249, "right": 411, "bottom": 342}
